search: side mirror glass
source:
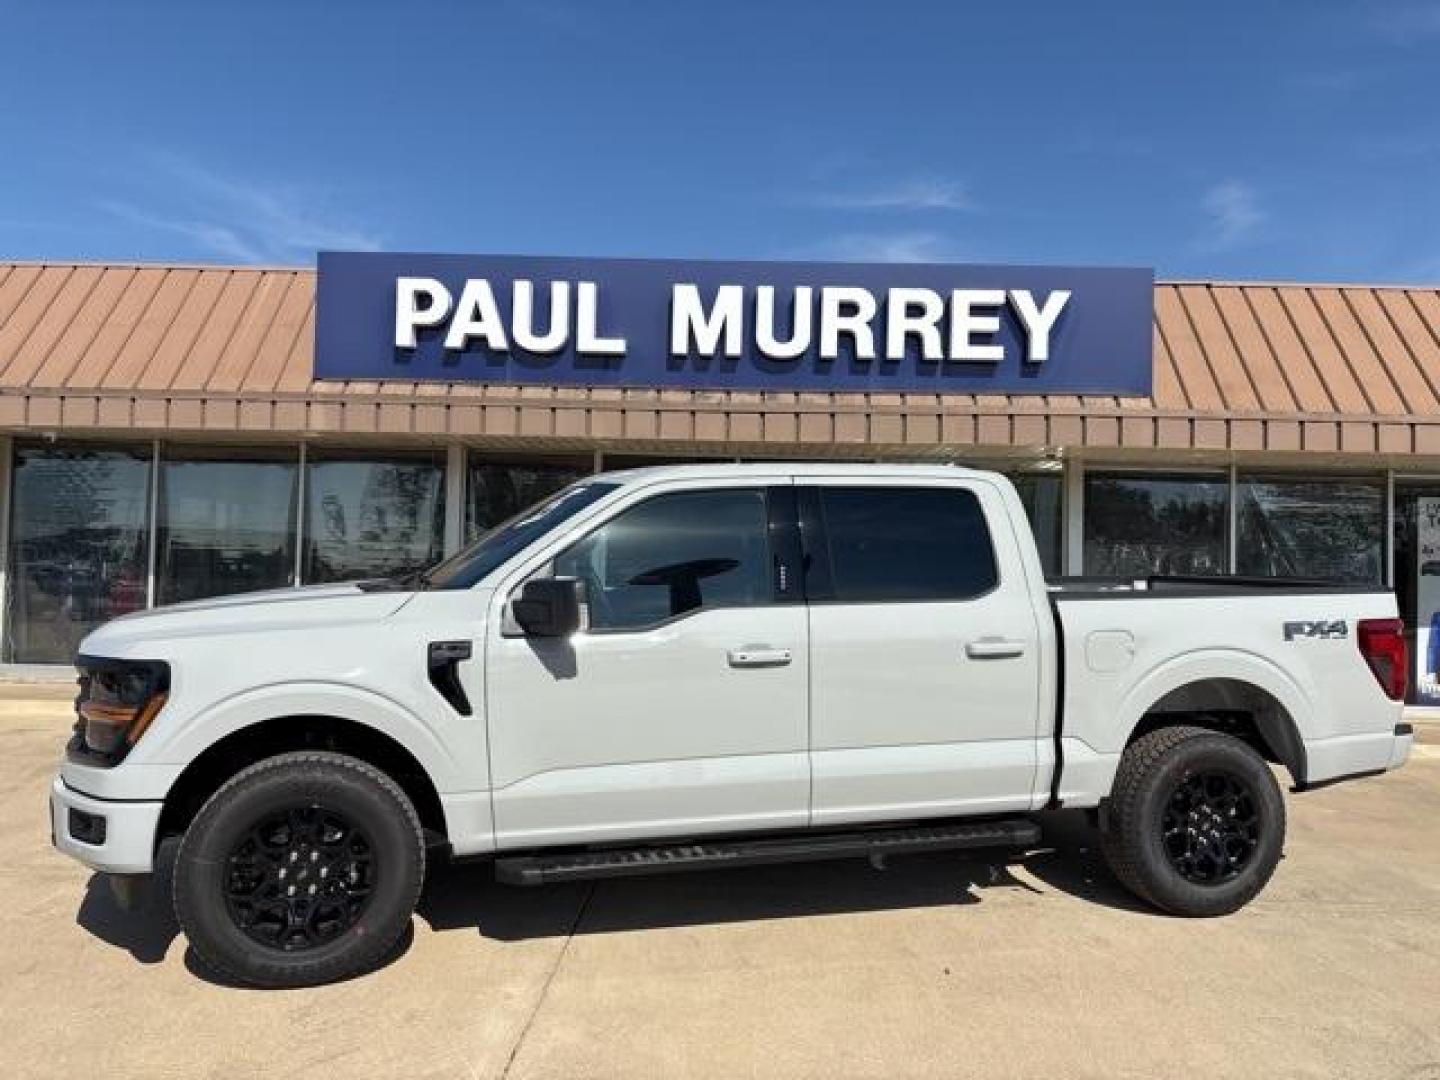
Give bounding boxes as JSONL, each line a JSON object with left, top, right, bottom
{"left": 511, "top": 577, "right": 583, "bottom": 638}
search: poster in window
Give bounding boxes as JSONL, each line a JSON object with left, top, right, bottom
{"left": 1415, "top": 497, "right": 1440, "bottom": 705}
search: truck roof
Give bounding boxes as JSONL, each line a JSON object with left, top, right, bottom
{"left": 592, "top": 461, "right": 1005, "bottom": 484}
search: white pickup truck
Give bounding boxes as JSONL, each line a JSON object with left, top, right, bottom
{"left": 51, "top": 464, "right": 1414, "bottom": 987}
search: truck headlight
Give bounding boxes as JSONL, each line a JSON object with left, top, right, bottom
{"left": 71, "top": 656, "right": 170, "bottom": 764}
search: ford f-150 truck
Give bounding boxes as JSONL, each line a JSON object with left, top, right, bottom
{"left": 51, "top": 464, "right": 1414, "bottom": 987}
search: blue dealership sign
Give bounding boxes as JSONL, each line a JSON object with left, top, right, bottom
{"left": 315, "top": 251, "right": 1153, "bottom": 395}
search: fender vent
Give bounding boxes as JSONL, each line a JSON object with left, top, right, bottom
{"left": 427, "top": 640, "right": 473, "bottom": 716}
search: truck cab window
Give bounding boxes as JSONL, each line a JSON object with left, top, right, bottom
{"left": 813, "top": 486, "right": 998, "bottom": 602}
{"left": 553, "top": 488, "right": 771, "bottom": 630}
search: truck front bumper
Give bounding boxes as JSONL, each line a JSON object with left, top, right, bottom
{"left": 50, "top": 775, "right": 163, "bottom": 875}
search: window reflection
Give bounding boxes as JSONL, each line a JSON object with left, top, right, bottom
{"left": 157, "top": 450, "right": 298, "bottom": 605}
{"left": 5, "top": 445, "right": 151, "bottom": 663}
{"left": 303, "top": 453, "right": 445, "bottom": 583}
{"left": 1084, "top": 473, "right": 1228, "bottom": 577}
{"left": 553, "top": 488, "right": 770, "bottom": 629}
{"left": 1237, "top": 476, "right": 1382, "bottom": 582}
{"left": 1008, "top": 473, "right": 1063, "bottom": 575}
{"left": 465, "top": 457, "right": 589, "bottom": 544}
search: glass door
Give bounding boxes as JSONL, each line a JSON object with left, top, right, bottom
{"left": 1392, "top": 482, "right": 1440, "bottom": 705}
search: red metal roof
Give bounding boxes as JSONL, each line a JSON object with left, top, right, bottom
{"left": 2, "top": 261, "right": 1438, "bottom": 458}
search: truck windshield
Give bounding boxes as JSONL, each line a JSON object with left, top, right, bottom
{"left": 414, "top": 481, "right": 619, "bottom": 591}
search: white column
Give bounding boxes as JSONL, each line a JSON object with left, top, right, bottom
{"left": 145, "top": 440, "right": 161, "bottom": 608}
{"left": 444, "top": 444, "right": 466, "bottom": 554}
{"left": 293, "top": 442, "right": 307, "bottom": 586}
{"left": 1385, "top": 469, "right": 1396, "bottom": 589}
{"left": 1063, "top": 457, "right": 1085, "bottom": 576}
{"left": 1227, "top": 463, "right": 1239, "bottom": 574}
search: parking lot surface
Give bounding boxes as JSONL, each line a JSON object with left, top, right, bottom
{"left": 2, "top": 689, "right": 1437, "bottom": 1080}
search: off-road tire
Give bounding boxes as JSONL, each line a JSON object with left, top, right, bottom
{"left": 173, "top": 751, "right": 425, "bottom": 988}
{"left": 1100, "top": 725, "right": 1285, "bottom": 916}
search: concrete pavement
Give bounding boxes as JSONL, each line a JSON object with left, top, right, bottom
{"left": 2, "top": 694, "right": 1437, "bottom": 1079}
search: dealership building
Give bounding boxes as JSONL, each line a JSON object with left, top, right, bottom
{"left": 2, "top": 255, "right": 1440, "bottom": 704}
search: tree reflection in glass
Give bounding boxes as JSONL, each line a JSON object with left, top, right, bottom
{"left": 6, "top": 446, "right": 151, "bottom": 663}
{"left": 1083, "top": 473, "right": 1228, "bottom": 578}
{"left": 303, "top": 454, "right": 446, "bottom": 583}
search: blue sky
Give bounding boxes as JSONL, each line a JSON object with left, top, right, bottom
{"left": 1, "top": 0, "right": 1438, "bottom": 282}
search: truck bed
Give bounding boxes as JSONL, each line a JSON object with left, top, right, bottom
{"left": 1042, "top": 575, "right": 1403, "bottom": 807}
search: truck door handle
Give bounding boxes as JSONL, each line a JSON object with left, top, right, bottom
{"left": 728, "top": 647, "right": 792, "bottom": 668}
{"left": 965, "top": 638, "right": 1026, "bottom": 660}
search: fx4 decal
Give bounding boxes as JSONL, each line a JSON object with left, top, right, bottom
{"left": 1283, "top": 619, "right": 1348, "bottom": 642}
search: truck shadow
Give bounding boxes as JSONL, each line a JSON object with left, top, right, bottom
{"left": 417, "top": 809, "right": 1154, "bottom": 942}
{"left": 72, "top": 810, "right": 1152, "bottom": 985}
{"left": 74, "top": 838, "right": 418, "bottom": 987}
{"left": 75, "top": 838, "right": 181, "bottom": 966}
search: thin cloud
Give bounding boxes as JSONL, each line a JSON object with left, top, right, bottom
{"left": 811, "top": 178, "right": 972, "bottom": 212}
{"left": 96, "top": 201, "right": 269, "bottom": 263}
{"left": 98, "top": 152, "right": 382, "bottom": 265}
{"left": 802, "top": 231, "right": 963, "bottom": 263}
{"left": 500, "top": 0, "right": 589, "bottom": 36}
{"left": 1195, "top": 181, "right": 1264, "bottom": 252}
{"left": 1373, "top": 2, "right": 1440, "bottom": 42}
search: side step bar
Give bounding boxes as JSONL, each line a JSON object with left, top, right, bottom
{"left": 494, "top": 818, "right": 1040, "bottom": 886}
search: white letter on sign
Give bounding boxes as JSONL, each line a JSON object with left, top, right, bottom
{"left": 444, "top": 279, "right": 509, "bottom": 351}
{"left": 670, "top": 284, "right": 744, "bottom": 357}
{"left": 819, "top": 287, "right": 878, "bottom": 360}
{"left": 949, "top": 289, "right": 1005, "bottom": 362}
{"left": 885, "top": 288, "right": 945, "bottom": 360}
{"left": 1008, "top": 289, "right": 1070, "bottom": 363}
{"left": 394, "top": 277, "right": 452, "bottom": 349}
{"left": 755, "top": 286, "right": 812, "bottom": 360}
{"left": 512, "top": 280, "right": 570, "bottom": 354}
{"left": 576, "top": 282, "right": 627, "bottom": 356}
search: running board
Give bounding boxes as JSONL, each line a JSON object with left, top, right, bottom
{"left": 494, "top": 818, "right": 1040, "bottom": 886}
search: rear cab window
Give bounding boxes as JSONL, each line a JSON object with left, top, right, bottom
{"left": 802, "top": 485, "right": 999, "bottom": 602}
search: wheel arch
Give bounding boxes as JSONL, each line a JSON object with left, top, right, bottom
{"left": 156, "top": 715, "right": 449, "bottom": 848}
{"left": 1113, "top": 653, "right": 1311, "bottom": 786}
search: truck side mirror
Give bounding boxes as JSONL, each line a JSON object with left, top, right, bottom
{"left": 511, "top": 577, "right": 583, "bottom": 638}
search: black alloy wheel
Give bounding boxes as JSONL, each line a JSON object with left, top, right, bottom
{"left": 174, "top": 751, "right": 425, "bottom": 988}
{"left": 224, "top": 805, "right": 376, "bottom": 951}
{"left": 1159, "top": 769, "right": 1260, "bottom": 885}
{"left": 1100, "top": 724, "right": 1285, "bottom": 917}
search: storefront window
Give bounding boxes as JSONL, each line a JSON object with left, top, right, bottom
{"left": 1236, "top": 476, "right": 1382, "bottom": 583}
{"left": 1391, "top": 483, "right": 1437, "bottom": 705}
{"left": 465, "top": 456, "right": 590, "bottom": 544}
{"left": 1008, "top": 472, "right": 1063, "bottom": 576}
{"left": 303, "top": 452, "right": 445, "bottom": 583}
{"left": 1083, "top": 472, "right": 1228, "bottom": 578}
{"left": 5, "top": 444, "right": 152, "bottom": 663}
{"left": 156, "top": 447, "right": 298, "bottom": 605}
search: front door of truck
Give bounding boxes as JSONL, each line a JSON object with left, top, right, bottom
{"left": 801, "top": 478, "right": 1045, "bottom": 825}
{"left": 485, "top": 478, "right": 809, "bottom": 848}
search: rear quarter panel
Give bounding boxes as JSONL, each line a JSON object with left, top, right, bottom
{"left": 1054, "top": 590, "right": 1403, "bottom": 805}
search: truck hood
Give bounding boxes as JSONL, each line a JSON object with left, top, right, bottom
{"left": 79, "top": 582, "right": 417, "bottom": 655}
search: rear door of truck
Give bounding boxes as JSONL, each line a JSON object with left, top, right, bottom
{"left": 801, "top": 475, "right": 1053, "bottom": 825}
